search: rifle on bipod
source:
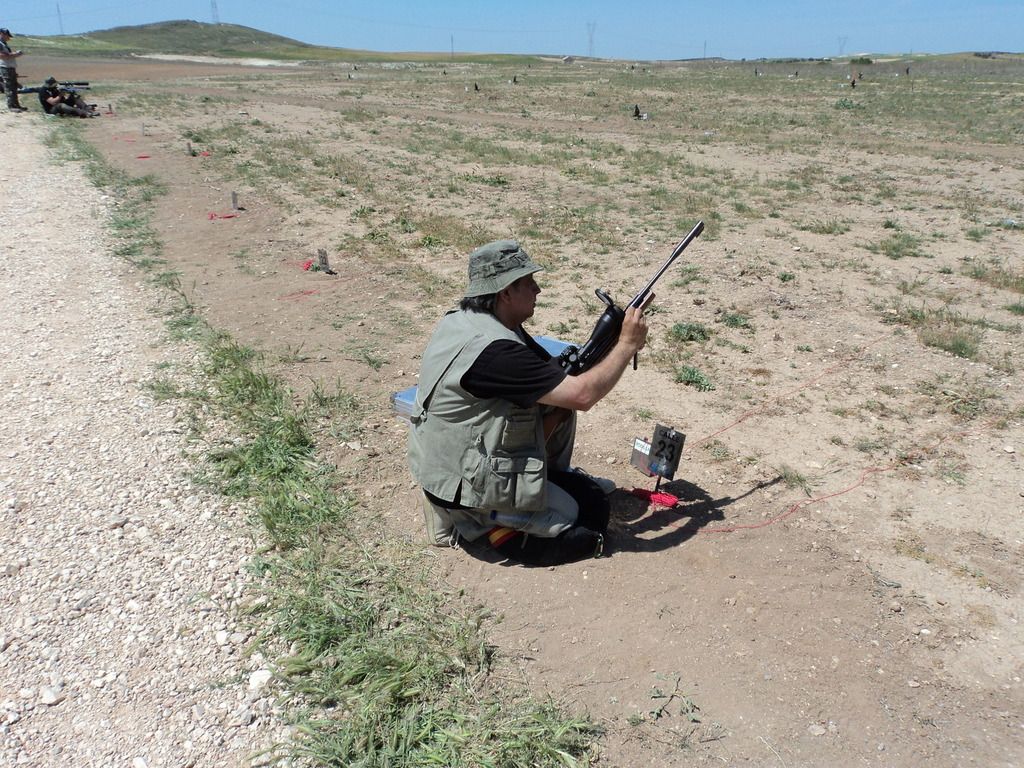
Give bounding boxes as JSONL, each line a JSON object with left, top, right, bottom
{"left": 557, "top": 220, "right": 704, "bottom": 375}
{"left": 18, "top": 81, "right": 90, "bottom": 95}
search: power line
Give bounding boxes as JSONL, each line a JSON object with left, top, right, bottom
{"left": 8, "top": 0, "right": 169, "bottom": 29}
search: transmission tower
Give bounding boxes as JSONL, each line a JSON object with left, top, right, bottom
{"left": 586, "top": 22, "right": 596, "bottom": 58}
{"left": 210, "top": 0, "right": 220, "bottom": 25}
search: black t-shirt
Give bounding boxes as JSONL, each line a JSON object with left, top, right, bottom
{"left": 39, "top": 87, "right": 60, "bottom": 113}
{"left": 460, "top": 329, "right": 567, "bottom": 408}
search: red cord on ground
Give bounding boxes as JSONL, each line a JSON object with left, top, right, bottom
{"left": 626, "top": 333, "right": 992, "bottom": 536}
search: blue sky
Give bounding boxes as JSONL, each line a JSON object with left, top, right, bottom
{"left": 9, "top": 1, "right": 1023, "bottom": 60}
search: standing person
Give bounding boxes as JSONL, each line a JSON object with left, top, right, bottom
{"left": 0, "top": 28, "right": 26, "bottom": 112}
{"left": 408, "top": 240, "right": 650, "bottom": 566}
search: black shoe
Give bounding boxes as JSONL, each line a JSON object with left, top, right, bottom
{"left": 549, "top": 469, "right": 611, "bottom": 533}
{"left": 8, "top": 106, "right": 27, "bottom": 112}
{"left": 494, "top": 526, "right": 604, "bottom": 566}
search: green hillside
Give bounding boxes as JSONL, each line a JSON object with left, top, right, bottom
{"left": 23, "top": 20, "right": 318, "bottom": 59}
{"left": 80, "top": 20, "right": 315, "bottom": 55}
{"left": 18, "top": 19, "right": 542, "bottom": 64}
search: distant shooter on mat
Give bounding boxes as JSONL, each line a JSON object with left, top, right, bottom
{"left": 407, "top": 240, "right": 651, "bottom": 566}
{"left": 38, "top": 77, "right": 97, "bottom": 118}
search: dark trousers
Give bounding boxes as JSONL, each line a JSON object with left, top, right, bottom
{"left": 490, "top": 470, "right": 610, "bottom": 566}
{"left": 49, "top": 102, "right": 91, "bottom": 118}
{"left": 1, "top": 68, "right": 20, "bottom": 108}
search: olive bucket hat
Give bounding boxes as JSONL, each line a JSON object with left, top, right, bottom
{"left": 465, "top": 240, "right": 542, "bottom": 297}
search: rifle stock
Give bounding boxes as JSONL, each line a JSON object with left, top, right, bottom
{"left": 557, "top": 220, "right": 704, "bottom": 375}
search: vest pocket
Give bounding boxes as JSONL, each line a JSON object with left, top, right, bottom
{"left": 500, "top": 408, "right": 538, "bottom": 451}
{"left": 479, "top": 455, "right": 545, "bottom": 512}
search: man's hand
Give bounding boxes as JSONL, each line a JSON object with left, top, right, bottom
{"left": 618, "top": 298, "right": 652, "bottom": 355}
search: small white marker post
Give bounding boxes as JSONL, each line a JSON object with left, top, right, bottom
{"left": 231, "top": 191, "right": 238, "bottom": 211}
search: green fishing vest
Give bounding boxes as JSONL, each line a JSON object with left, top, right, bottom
{"left": 408, "top": 309, "right": 547, "bottom": 513}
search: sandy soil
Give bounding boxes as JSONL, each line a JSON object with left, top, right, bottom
{"left": 22, "top": 52, "right": 1023, "bottom": 767}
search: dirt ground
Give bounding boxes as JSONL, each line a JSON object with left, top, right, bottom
{"left": 28, "top": 52, "right": 1023, "bottom": 766}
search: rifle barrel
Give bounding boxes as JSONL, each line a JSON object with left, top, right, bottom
{"left": 629, "top": 220, "right": 705, "bottom": 307}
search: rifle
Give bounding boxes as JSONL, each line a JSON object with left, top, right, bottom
{"left": 18, "top": 81, "right": 90, "bottom": 95}
{"left": 557, "top": 220, "right": 704, "bottom": 375}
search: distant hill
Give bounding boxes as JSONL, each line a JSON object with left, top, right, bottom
{"left": 22, "top": 20, "right": 319, "bottom": 60}
{"left": 85, "top": 20, "right": 313, "bottom": 55}
{"left": 20, "top": 19, "right": 540, "bottom": 64}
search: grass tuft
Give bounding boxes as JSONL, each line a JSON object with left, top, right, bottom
{"left": 800, "top": 218, "right": 850, "bottom": 235}
{"left": 668, "top": 322, "right": 711, "bottom": 343}
{"left": 675, "top": 366, "right": 715, "bottom": 391}
{"left": 875, "top": 232, "right": 925, "bottom": 259}
{"left": 918, "top": 324, "right": 983, "bottom": 359}
{"left": 719, "top": 311, "right": 754, "bottom": 331}
{"left": 778, "top": 465, "right": 813, "bottom": 496}
{"left": 965, "top": 262, "right": 1024, "bottom": 294}
{"left": 879, "top": 301, "right": 991, "bottom": 360}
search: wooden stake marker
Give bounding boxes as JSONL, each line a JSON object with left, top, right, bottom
{"left": 316, "top": 248, "right": 337, "bottom": 275}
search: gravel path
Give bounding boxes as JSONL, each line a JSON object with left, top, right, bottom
{"left": 1, "top": 117, "right": 283, "bottom": 766}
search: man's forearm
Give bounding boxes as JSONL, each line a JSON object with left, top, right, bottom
{"left": 538, "top": 338, "right": 638, "bottom": 412}
{"left": 574, "top": 339, "right": 638, "bottom": 405}
{"left": 537, "top": 305, "right": 648, "bottom": 412}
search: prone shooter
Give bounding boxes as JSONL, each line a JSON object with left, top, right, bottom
{"left": 23, "top": 77, "right": 97, "bottom": 118}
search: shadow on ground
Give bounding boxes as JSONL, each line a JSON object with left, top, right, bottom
{"left": 609, "top": 476, "right": 783, "bottom": 553}
{"left": 458, "top": 476, "right": 783, "bottom": 564}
